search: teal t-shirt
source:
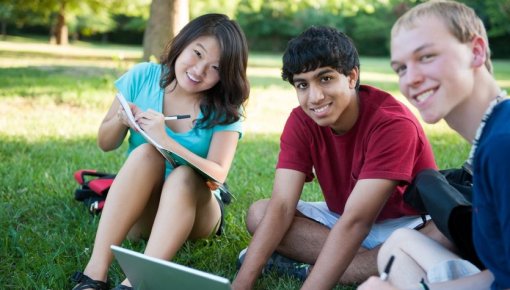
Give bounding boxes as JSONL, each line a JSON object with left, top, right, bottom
{"left": 114, "top": 62, "right": 243, "bottom": 177}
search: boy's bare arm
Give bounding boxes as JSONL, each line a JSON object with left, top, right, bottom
{"left": 232, "top": 169, "right": 306, "bottom": 290}
{"left": 302, "top": 178, "right": 398, "bottom": 290}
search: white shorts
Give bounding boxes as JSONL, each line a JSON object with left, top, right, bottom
{"left": 296, "top": 200, "right": 428, "bottom": 249}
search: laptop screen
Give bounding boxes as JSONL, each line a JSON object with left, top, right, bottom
{"left": 111, "top": 245, "right": 232, "bottom": 290}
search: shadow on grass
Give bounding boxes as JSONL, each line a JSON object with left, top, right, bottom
{"left": 0, "top": 65, "right": 120, "bottom": 100}
{"left": 0, "top": 49, "right": 141, "bottom": 62}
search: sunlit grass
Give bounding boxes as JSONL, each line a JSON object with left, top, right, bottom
{"left": 0, "top": 36, "right": 508, "bottom": 289}
{"left": 0, "top": 36, "right": 142, "bottom": 59}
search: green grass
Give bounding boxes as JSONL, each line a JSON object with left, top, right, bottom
{"left": 1, "top": 36, "right": 509, "bottom": 289}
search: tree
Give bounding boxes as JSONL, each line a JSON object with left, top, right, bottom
{"left": 189, "top": 0, "right": 240, "bottom": 19}
{"left": 53, "top": 1, "right": 68, "bottom": 45}
{"left": 142, "top": 0, "right": 189, "bottom": 62}
{"left": 3, "top": 0, "right": 135, "bottom": 45}
{"left": 0, "top": 2, "right": 14, "bottom": 39}
{"left": 49, "top": 0, "right": 131, "bottom": 45}
{"left": 479, "top": 0, "right": 510, "bottom": 37}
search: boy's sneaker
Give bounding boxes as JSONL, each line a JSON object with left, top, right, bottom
{"left": 237, "top": 247, "right": 310, "bottom": 281}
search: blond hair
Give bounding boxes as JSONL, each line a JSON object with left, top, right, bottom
{"left": 392, "top": 0, "right": 492, "bottom": 73}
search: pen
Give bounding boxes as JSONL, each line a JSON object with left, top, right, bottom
{"left": 380, "top": 255, "right": 395, "bottom": 281}
{"left": 164, "top": 114, "right": 191, "bottom": 121}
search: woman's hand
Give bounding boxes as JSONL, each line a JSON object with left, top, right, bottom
{"left": 117, "top": 102, "right": 142, "bottom": 131}
{"left": 135, "top": 109, "right": 168, "bottom": 144}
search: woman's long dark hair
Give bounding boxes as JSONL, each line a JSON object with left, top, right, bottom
{"left": 160, "top": 13, "right": 250, "bottom": 128}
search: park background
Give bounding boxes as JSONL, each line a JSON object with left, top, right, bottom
{"left": 1, "top": 0, "right": 509, "bottom": 289}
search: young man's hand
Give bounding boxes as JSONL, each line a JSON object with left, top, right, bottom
{"left": 357, "top": 276, "right": 399, "bottom": 290}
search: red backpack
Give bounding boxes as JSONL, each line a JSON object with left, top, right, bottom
{"left": 73, "top": 169, "right": 116, "bottom": 214}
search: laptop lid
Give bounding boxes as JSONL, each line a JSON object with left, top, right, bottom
{"left": 111, "top": 245, "right": 232, "bottom": 290}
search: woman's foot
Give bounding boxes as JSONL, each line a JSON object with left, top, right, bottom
{"left": 70, "top": 271, "right": 109, "bottom": 290}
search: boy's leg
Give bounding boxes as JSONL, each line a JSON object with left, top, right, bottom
{"left": 245, "top": 199, "right": 378, "bottom": 283}
{"left": 378, "top": 228, "right": 480, "bottom": 288}
{"left": 418, "top": 221, "right": 458, "bottom": 253}
{"left": 245, "top": 199, "right": 448, "bottom": 284}
{"left": 276, "top": 216, "right": 380, "bottom": 284}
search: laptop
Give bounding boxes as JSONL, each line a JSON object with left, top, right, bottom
{"left": 111, "top": 245, "right": 232, "bottom": 290}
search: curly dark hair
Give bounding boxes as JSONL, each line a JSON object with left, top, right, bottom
{"left": 282, "top": 26, "right": 360, "bottom": 91}
{"left": 160, "top": 13, "right": 250, "bottom": 128}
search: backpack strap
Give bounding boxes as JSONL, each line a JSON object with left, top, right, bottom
{"left": 88, "top": 178, "right": 115, "bottom": 197}
{"left": 74, "top": 169, "right": 115, "bottom": 184}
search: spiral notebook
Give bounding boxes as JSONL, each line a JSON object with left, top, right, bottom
{"left": 111, "top": 245, "right": 232, "bottom": 290}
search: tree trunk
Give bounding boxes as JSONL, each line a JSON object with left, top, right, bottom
{"left": 142, "top": 0, "right": 189, "bottom": 62}
{"left": 53, "top": 1, "right": 68, "bottom": 45}
{"left": 1, "top": 21, "right": 6, "bottom": 40}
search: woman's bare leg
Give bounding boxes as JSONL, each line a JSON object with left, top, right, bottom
{"left": 119, "top": 166, "right": 222, "bottom": 287}
{"left": 81, "top": 144, "right": 165, "bottom": 283}
{"left": 144, "top": 165, "right": 221, "bottom": 259}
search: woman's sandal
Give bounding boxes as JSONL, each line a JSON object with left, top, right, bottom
{"left": 70, "top": 271, "right": 109, "bottom": 290}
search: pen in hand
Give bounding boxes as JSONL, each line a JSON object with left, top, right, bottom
{"left": 164, "top": 114, "right": 191, "bottom": 121}
{"left": 380, "top": 255, "right": 395, "bottom": 281}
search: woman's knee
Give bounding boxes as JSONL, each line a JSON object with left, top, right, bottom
{"left": 167, "top": 165, "right": 196, "bottom": 180}
{"left": 130, "top": 144, "right": 165, "bottom": 165}
{"left": 163, "top": 166, "right": 209, "bottom": 201}
{"left": 168, "top": 167, "right": 204, "bottom": 188}
{"left": 246, "top": 199, "right": 270, "bottom": 235}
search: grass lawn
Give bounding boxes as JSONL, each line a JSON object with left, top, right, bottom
{"left": 1, "top": 36, "right": 508, "bottom": 289}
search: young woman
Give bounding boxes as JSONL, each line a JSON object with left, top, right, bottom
{"left": 358, "top": 1, "right": 508, "bottom": 289}
{"left": 71, "top": 13, "right": 249, "bottom": 290}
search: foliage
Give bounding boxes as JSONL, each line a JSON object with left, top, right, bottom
{"left": 0, "top": 2, "right": 14, "bottom": 24}
{"left": 345, "top": 3, "right": 395, "bottom": 56}
{"left": 71, "top": 6, "right": 117, "bottom": 36}
{"left": 0, "top": 0, "right": 149, "bottom": 41}
{"left": 236, "top": 0, "right": 345, "bottom": 52}
{"left": 233, "top": 0, "right": 510, "bottom": 56}
{"left": 2, "top": 0, "right": 510, "bottom": 57}
{"left": 189, "top": 0, "right": 241, "bottom": 19}
{"left": 459, "top": 0, "right": 510, "bottom": 37}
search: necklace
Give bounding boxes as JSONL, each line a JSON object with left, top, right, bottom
{"left": 463, "top": 90, "right": 508, "bottom": 175}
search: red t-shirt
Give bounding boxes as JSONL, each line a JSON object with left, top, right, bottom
{"left": 277, "top": 85, "right": 437, "bottom": 220}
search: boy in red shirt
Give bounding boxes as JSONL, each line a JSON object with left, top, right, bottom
{"left": 233, "top": 26, "right": 448, "bottom": 290}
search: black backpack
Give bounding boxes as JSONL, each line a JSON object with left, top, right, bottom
{"left": 403, "top": 168, "right": 484, "bottom": 269}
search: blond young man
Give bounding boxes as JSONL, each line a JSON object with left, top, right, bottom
{"left": 359, "top": 1, "right": 509, "bottom": 289}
